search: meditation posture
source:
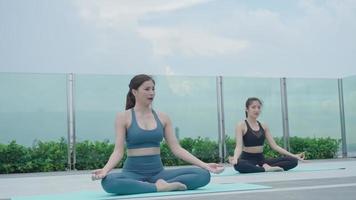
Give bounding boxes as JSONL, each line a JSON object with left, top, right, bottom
{"left": 229, "top": 97, "right": 305, "bottom": 173}
{"left": 92, "top": 74, "right": 224, "bottom": 195}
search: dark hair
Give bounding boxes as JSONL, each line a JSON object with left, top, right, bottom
{"left": 126, "top": 74, "right": 155, "bottom": 110}
{"left": 245, "top": 97, "right": 263, "bottom": 117}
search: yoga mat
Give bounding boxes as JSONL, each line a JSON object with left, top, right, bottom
{"left": 212, "top": 166, "right": 346, "bottom": 177}
{"left": 289, "top": 166, "right": 346, "bottom": 172}
{"left": 12, "top": 183, "right": 271, "bottom": 200}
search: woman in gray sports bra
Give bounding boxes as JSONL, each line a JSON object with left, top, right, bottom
{"left": 92, "top": 74, "right": 224, "bottom": 195}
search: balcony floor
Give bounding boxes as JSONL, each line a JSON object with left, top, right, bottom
{"left": 1, "top": 158, "right": 356, "bottom": 200}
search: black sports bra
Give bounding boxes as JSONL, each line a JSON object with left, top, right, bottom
{"left": 243, "top": 120, "right": 265, "bottom": 147}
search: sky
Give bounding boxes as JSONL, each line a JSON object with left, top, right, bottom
{"left": 0, "top": 0, "right": 356, "bottom": 78}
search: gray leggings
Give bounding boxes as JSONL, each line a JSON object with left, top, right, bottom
{"left": 101, "top": 155, "right": 211, "bottom": 195}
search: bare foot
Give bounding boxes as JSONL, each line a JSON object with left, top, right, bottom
{"left": 155, "top": 179, "right": 187, "bottom": 192}
{"left": 262, "top": 164, "right": 284, "bottom": 172}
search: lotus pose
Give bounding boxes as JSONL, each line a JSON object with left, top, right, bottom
{"left": 92, "top": 74, "right": 224, "bottom": 195}
{"left": 229, "top": 97, "right": 305, "bottom": 173}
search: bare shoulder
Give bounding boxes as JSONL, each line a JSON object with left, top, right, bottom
{"left": 155, "top": 110, "right": 170, "bottom": 125}
{"left": 237, "top": 121, "right": 245, "bottom": 127}
{"left": 260, "top": 122, "right": 269, "bottom": 130}
{"left": 236, "top": 120, "right": 246, "bottom": 129}
{"left": 115, "top": 110, "right": 131, "bottom": 127}
{"left": 116, "top": 110, "right": 130, "bottom": 119}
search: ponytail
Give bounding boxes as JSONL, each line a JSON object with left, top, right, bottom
{"left": 125, "top": 90, "right": 135, "bottom": 110}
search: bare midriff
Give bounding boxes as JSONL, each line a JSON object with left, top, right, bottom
{"left": 127, "top": 147, "right": 161, "bottom": 157}
{"left": 243, "top": 145, "right": 264, "bottom": 154}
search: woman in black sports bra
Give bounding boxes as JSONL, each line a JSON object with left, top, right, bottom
{"left": 228, "top": 97, "right": 305, "bottom": 173}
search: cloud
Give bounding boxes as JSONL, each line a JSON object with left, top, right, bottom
{"left": 163, "top": 75, "right": 212, "bottom": 97}
{"left": 138, "top": 27, "right": 249, "bottom": 57}
{"left": 164, "top": 65, "right": 176, "bottom": 76}
{"left": 74, "top": 0, "right": 211, "bottom": 28}
{"left": 161, "top": 65, "right": 209, "bottom": 97}
{"left": 74, "top": 0, "right": 249, "bottom": 58}
{"left": 70, "top": 0, "right": 356, "bottom": 77}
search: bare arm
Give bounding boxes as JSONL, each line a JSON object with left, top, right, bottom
{"left": 161, "top": 113, "right": 223, "bottom": 173}
{"left": 264, "top": 124, "right": 304, "bottom": 160}
{"left": 102, "top": 112, "right": 126, "bottom": 173}
{"left": 92, "top": 112, "right": 126, "bottom": 180}
{"left": 230, "top": 122, "right": 244, "bottom": 164}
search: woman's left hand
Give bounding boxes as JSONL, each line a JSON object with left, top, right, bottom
{"left": 295, "top": 152, "right": 306, "bottom": 161}
{"left": 205, "top": 163, "right": 225, "bottom": 174}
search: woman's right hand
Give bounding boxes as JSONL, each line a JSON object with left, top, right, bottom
{"left": 228, "top": 156, "right": 238, "bottom": 165}
{"left": 91, "top": 168, "right": 108, "bottom": 181}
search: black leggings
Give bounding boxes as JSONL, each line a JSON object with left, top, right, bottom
{"left": 233, "top": 151, "right": 298, "bottom": 173}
